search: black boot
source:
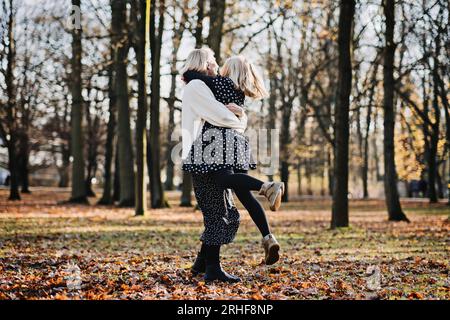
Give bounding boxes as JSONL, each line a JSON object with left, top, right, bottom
{"left": 191, "top": 243, "right": 206, "bottom": 274}
{"left": 204, "top": 263, "right": 241, "bottom": 283}
{"left": 191, "top": 254, "right": 206, "bottom": 274}
{"left": 203, "top": 245, "right": 241, "bottom": 283}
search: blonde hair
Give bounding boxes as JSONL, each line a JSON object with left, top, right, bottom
{"left": 180, "top": 47, "right": 215, "bottom": 75}
{"left": 220, "top": 55, "right": 269, "bottom": 100}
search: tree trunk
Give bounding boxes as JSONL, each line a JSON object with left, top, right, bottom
{"left": 280, "top": 160, "right": 289, "bottom": 202}
{"left": 134, "top": 0, "right": 149, "bottom": 215}
{"left": 84, "top": 81, "right": 97, "bottom": 198}
{"left": 296, "top": 160, "right": 302, "bottom": 195}
{"left": 113, "top": 141, "right": 120, "bottom": 202}
{"left": 327, "top": 147, "right": 333, "bottom": 196}
{"left": 372, "top": 107, "right": 382, "bottom": 181}
{"left": 436, "top": 165, "right": 444, "bottom": 199}
{"left": 69, "top": 0, "right": 87, "bottom": 203}
{"left": 4, "top": 0, "right": 20, "bottom": 201}
{"left": 195, "top": 0, "right": 205, "bottom": 47}
{"left": 148, "top": 0, "right": 167, "bottom": 208}
{"left": 18, "top": 132, "right": 30, "bottom": 193}
{"left": 112, "top": 0, "right": 135, "bottom": 207}
{"left": 207, "top": 0, "right": 226, "bottom": 63}
{"left": 362, "top": 62, "right": 379, "bottom": 199}
{"left": 428, "top": 43, "right": 442, "bottom": 202}
{"left": 165, "top": 3, "right": 187, "bottom": 191}
{"left": 382, "top": 0, "right": 409, "bottom": 222}
{"left": 98, "top": 47, "right": 116, "bottom": 205}
{"left": 331, "top": 0, "right": 355, "bottom": 229}
{"left": 180, "top": 172, "right": 193, "bottom": 207}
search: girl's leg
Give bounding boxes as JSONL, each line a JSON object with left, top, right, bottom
{"left": 233, "top": 188, "right": 271, "bottom": 237}
{"left": 232, "top": 169, "right": 280, "bottom": 265}
{"left": 210, "top": 168, "right": 263, "bottom": 191}
{"left": 211, "top": 168, "right": 285, "bottom": 211}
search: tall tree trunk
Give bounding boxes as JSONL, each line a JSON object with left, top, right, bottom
{"left": 4, "top": 0, "right": 20, "bottom": 201}
{"left": 327, "top": 148, "right": 333, "bottom": 196}
{"left": 195, "top": 0, "right": 205, "bottom": 47}
{"left": 148, "top": 0, "right": 167, "bottom": 208}
{"left": 180, "top": 172, "right": 193, "bottom": 207}
{"left": 69, "top": 0, "right": 87, "bottom": 203}
{"left": 266, "top": 30, "right": 277, "bottom": 182}
{"left": 98, "top": 50, "right": 116, "bottom": 205}
{"left": 382, "top": 0, "right": 409, "bottom": 222}
{"left": 112, "top": 0, "right": 135, "bottom": 207}
{"left": 361, "top": 62, "right": 379, "bottom": 199}
{"left": 331, "top": 0, "right": 355, "bottom": 229}
{"left": 84, "top": 81, "right": 96, "bottom": 198}
{"left": 165, "top": 3, "right": 187, "bottom": 191}
{"left": 134, "top": 0, "right": 149, "bottom": 215}
{"left": 207, "top": 0, "right": 226, "bottom": 63}
{"left": 296, "top": 160, "right": 302, "bottom": 195}
{"left": 113, "top": 141, "right": 120, "bottom": 202}
{"left": 372, "top": 107, "right": 382, "bottom": 181}
{"left": 18, "top": 132, "right": 30, "bottom": 193}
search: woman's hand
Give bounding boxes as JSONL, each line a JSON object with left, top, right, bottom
{"left": 226, "top": 103, "right": 244, "bottom": 117}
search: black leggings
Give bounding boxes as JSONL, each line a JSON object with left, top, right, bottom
{"left": 210, "top": 169, "right": 270, "bottom": 237}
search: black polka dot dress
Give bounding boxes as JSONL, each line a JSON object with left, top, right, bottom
{"left": 192, "top": 173, "right": 240, "bottom": 246}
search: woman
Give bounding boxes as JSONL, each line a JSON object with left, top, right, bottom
{"left": 181, "top": 48, "right": 283, "bottom": 283}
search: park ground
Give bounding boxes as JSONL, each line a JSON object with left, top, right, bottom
{"left": 0, "top": 188, "right": 449, "bottom": 300}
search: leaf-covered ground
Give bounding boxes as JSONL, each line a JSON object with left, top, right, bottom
{"left": 0, "top": 188, "right": 449, "bottom": 300}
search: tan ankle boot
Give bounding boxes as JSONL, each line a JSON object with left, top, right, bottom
{"left": 259, "top": 182, "right": 285, "bottom": 211}
{"left": 262, "top": 234, "right": 280, "bottom": 265}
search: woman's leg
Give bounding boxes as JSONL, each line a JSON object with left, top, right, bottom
{"left": 211, "top": 168, "right": 285, "bottom": 211}
{"left": 203, "top": 244, "right": 240, "bottom": 282}
{"left": 191, "top": 243, "right": 207, "bottom": 274}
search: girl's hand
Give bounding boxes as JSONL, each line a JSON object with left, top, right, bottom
{"left": 226, "top": 103, "right": 244, "bottom": 117}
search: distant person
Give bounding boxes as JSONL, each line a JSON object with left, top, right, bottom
{"left": 5, "top": 175, "right": 10, "bottom": 186}
{"left": 409, "top": 180, "right": 420, "bottom": 197}
{"left": 418, "top": 180, "right": 427, "bottom": 198}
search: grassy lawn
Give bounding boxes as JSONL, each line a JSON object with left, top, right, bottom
{"left": 0, "top": 188, "right": 449, "bottom": 300}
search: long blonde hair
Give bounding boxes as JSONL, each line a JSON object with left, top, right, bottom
{"left": 180, "top": 47, "right": 215, "bottom": 75}
{"left": 220, "top": 55, "right": 268, "bottom": 100}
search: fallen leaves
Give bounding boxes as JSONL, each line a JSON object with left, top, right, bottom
{"left": 0, "top": 189, "right": 449, "bottom": 300}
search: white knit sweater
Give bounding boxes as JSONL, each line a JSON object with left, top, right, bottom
{"left": 181, "top": 80, "right": 247, "bottom": 160}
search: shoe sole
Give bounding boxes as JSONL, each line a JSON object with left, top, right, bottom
{"left": 204, "top": 277, "right": 241, "bottom": 283}
{"left": 269, "top": 182, "right": 285, "bottom": 211}
{"left": 265, "top": 243, "right": 280, "bottom": 265}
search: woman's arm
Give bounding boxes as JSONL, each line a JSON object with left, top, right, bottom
{"left": 184, "top": 80, "right": 247, "bottom": 132}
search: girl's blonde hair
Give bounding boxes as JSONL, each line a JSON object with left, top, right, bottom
{"left": 180, "top": 47, "right": 215, "bottom": 75}
{"left": 220, "top": 55, "right": 268, "bottom": 100}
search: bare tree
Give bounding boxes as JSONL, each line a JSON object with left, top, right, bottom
{"left": 148, "top": 0, "right": 167, "bottom": 208}
{"left": 133, "top": 0, "right": 149, "bottom": 215}
{"left": 68, "top": 0, "right": 87, "bottom": 203}
{"left": 331, "top": 0, "right": 355, "bottom": 229}
{"left": 382, "top": 0, "right": 409, "bottom": 222}
{"left": 112, "top": 0, "right": 135, "bottom": 207}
